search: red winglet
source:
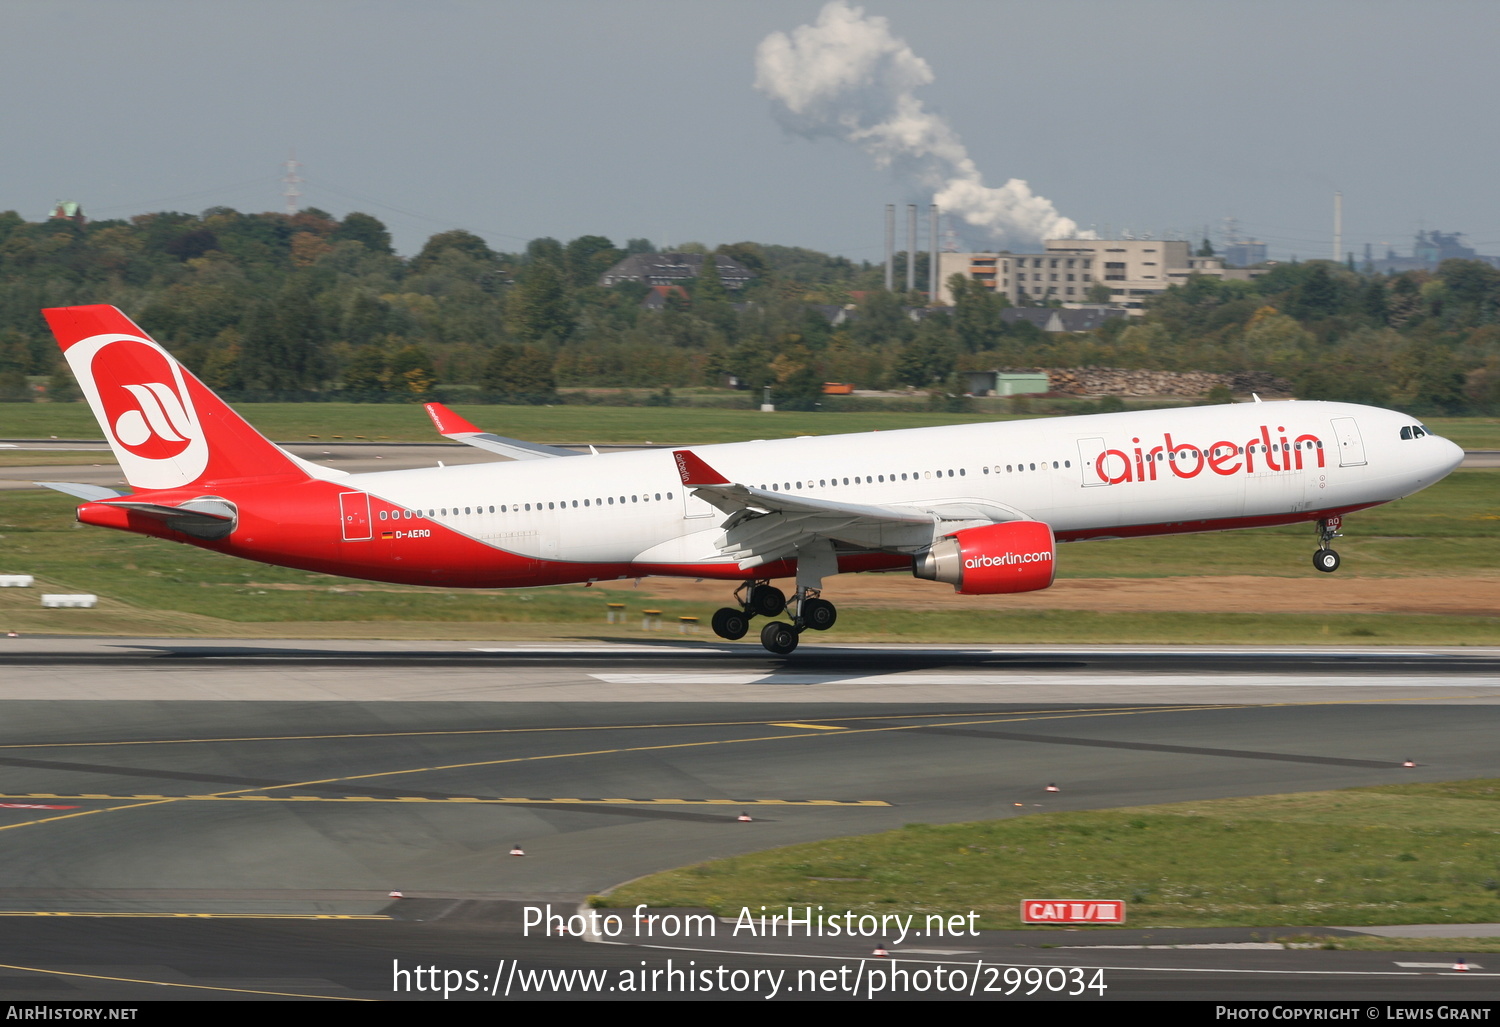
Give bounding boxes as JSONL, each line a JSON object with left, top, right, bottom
{"left": 672, "top": 449, "right": 729, "bottom": 487}
{"left": 424, "top": 402, "right": 483, "bottom": 435}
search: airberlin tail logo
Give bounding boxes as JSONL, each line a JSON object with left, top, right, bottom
{"left": 66, "top": 333, "right": 209, "bottom": 489}
{"left": 112, "top": 382, "right": 195, "bottom": 456}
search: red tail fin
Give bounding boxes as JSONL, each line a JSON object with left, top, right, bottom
{"left": 43, "top": 305, "right": 305, "bottom": 490}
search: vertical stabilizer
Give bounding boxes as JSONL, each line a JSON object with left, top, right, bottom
{"left": 42, "top": 305, "right": 306, "bottom": 490}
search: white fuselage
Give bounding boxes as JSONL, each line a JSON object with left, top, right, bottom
{"left": 335, "top": 401, "right": 1463, "bottom": 576}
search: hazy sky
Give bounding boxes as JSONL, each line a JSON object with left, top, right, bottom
{"left": 5, "top": 1, "right": 1497, "bottom": 262}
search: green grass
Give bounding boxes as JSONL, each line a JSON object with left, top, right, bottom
{"left": 0, "top": 402, "right": 1016, "bottom": 445}
{"left": 4, "top": 403, "right": 1497, "bottom": 448}
{"left": 602, "top": 781, "right": 1500, "bottom": 930}
{"left": 0, "top": 471, "right": 1494, "bottom": 640}
{"left": 0, "top": 451, "right": 110, "bottom": 467}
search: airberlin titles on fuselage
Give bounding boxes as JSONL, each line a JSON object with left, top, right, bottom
{"left": 1093, "top": 425, "right": 1324, "bottom": 485}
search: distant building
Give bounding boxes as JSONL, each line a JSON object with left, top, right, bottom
{"left": 1000, "top": 306, "right": 1129, "bottom": 333}
{"left": 935, "top": 249, "right": 1102, "bottom": 306}
{"left": 639, "top": 285, "right": 689, "bottom": 310}
{"left": 599, "top": 252, "right": 755, "bottom": 290}
{"left": 1223, "top": 240, "right": 1268, "bottom": 267}
{"left": 1371, "top": 231, "right": 1500, "bottom": 273}
{"left": 47, "top": 200, "right": 85, "bottom": 225}
{"left": 938, "top": 238, "right": 1265, "bottom": 312}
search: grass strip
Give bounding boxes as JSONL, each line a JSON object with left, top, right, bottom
{"left": 2, "top": 405, "right": 1496, "bottom": 449}
{"left": 601, "top": 780, "right": 1500, "bottom": 932}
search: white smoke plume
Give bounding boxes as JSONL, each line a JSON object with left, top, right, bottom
{"left": 754, "top": 1, "right": 1085, "bottom": 247}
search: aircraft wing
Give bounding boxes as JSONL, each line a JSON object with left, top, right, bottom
{"left": 423, "top": 403, "right": 582, "bottom": 460}
{"left": 673, "top": 449, "right": 977, "bottom": 570}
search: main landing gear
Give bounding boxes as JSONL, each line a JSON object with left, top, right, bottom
{"left": 1313, "top": 515, "right": 1343, "bottom": 573}
{"left": 711, "top": 579, "right": 839, "bottom": 655}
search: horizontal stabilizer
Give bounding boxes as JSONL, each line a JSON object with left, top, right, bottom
{"left": 423, "top": 402, "right": 581, "bottom": 460}
{"left": 104, "top": 499, "right": 235, "bottom": 521}
{"left": 99, "top": 498, "right": 237, "bottom": 540}
{"left": 35, "top": 481, "right": 128, "bottom": 501}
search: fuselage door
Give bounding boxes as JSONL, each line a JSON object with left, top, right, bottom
{"left": 339, "top": 491, "right": 372, "bottom": 541}
{"left": 1330, "top": 417, "right": 1367, "bottom": 467}
{"left": 1076, "top": 438, "right": 1109, "bottom": 486}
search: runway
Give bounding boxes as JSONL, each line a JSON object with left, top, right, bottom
{"left": 0, "top": 639, "right": 1495, "bottom": 999}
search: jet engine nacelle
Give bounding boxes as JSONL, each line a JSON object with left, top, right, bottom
{"left": 912, "top": 520, "right": 1056, "bottom": 595}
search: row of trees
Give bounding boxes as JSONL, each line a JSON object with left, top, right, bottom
{"left": 0, "top": 207, "right": 1496, "bottom": 413}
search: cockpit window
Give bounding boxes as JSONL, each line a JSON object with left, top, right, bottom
{"left": 1412, "top": 425, "right": 1427, "bottom": 438}
{"left": 1400, "top": 426, "right": 1412, "bottom": 440}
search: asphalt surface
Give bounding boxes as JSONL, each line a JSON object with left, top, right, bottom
{"left": 0, "top": 639, "right": 1496, "bottom": 1001}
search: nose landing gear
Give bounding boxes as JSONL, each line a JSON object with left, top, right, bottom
{"left": 1313, "top": 515, "right": 1343, "bottom": 573}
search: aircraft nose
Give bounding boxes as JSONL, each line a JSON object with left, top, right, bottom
{"left": 1434, "top": 436, "right": 1465, "bottom": 476}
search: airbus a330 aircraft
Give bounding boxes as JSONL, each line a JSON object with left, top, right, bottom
{"left": 40, "top": 304, "right": 1464, "bottom": 654}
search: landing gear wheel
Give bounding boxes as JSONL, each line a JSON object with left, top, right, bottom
{"left": 1313, "top": 549, "right": 1341, "bottom": 573}
{"left": 800, "top": 597, "right": 837, "bottom": 631}
{"left": 748, "top": 584, "right": 787, "bottom": 617}
{"left": 711, "top": 607, "right": 750, "bottom": 640}
{"left": 760, "top": 620, "right": 799, "bottom": 655}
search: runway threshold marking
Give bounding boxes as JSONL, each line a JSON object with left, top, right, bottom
{"left": 0, "top": 694, "right": 1475, "bottom": 836}
{"left": 0, "top": 794, "right": 891, "bottom": 807}
{"left": 0, "top": 961, "right": 372, "bottom": 1000}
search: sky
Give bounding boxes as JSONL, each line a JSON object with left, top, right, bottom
{"left": 4, "top": 0, "right": 1499, "bottom": 263}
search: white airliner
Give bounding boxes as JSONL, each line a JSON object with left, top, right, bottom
{"left": 40, "top": 305, "right": 1464, "bottom": 653}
